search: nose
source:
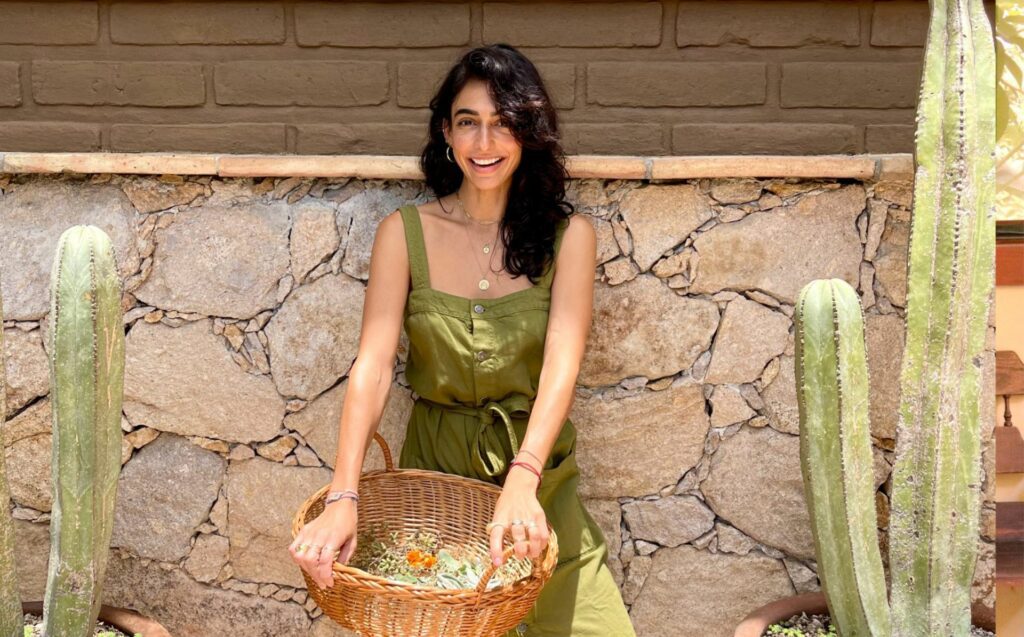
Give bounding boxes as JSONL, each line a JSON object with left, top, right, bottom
{"left": 477, "top": 123, "right": 494, "bottom": 151}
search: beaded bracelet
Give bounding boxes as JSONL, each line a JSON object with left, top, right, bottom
{"left": 508, "top": 461, "right": 543, "bottom": 489}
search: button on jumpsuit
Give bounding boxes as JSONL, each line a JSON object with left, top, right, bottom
{"left": 395, "top": 205, "right": 637, "bottom": 637}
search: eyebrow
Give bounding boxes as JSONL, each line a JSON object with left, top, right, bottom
{"left": 454, "top": 108, "right": 500, "bottom": 117}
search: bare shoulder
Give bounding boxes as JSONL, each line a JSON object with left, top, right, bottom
{"left": 560, "top": 213, "right": 596, "bottom": 251}
{"left": 375, "top": 208, "right": 407, "bottom": 253}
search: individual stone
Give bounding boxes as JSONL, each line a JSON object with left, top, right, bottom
{"left": 291, "top": 204, "right": 340, "bottom": 282}
{"left": 133, "top": 201, "right": 293, "bottom": 319}
{"left": 13, "top": 518, "right": 50, "bottom": 600}
{"left": 112, "top": 433, "right": 226, "bottom": 562}
{"left": 123, "top": 320, "right": 284, "bottom": 443}
{"left": 583, "top": 499, "right": 624, "bottom": 586}
{"left": 0, "top": 181, "right": 141, "bottom": 320}
{"left": 189, "top": 436, "right": 230, "bottom": 454}
{"left": 872, "top": 207, "right": 910, "bottom": 307}
{"left": 715, "top": 522, "right": 757, "bottom": 555}
{"left": 865, "top": 313, "right": 905, "bottom": 441}
{"left": 860, "top": 261, "right": 876, "bottom": 308}
{"left": 864, "top": 199, "right": 889, "bottom": 260}
{"left": 122, "top": 178, "right": 206, "bottom": 214}
{"left": 710, "top": 179, "right": 763, "bottom": 204}
{"left": 2, "top": 400, "right": 52, "bottom": 510}
{"left": 102, "top": 552, "right": 312, "bottom": 637}
{"left": 702, "top": 426, "right": 815, "bottom": 559}
{"left": 762, "top": 356, "right": 798, "bottom": 435}
{"left": 706, "top": 297, "right": 791, "bottom": 384}
{"left": 651, "top": 250, "right": 691, "bottom": 279}
{"left": 592, "top": 217, "right": 621, "bottom": 265}
{"left": 284, "top": 379, "right": 412, "bottom": 472}
{"left": 630, "top": 545, "right": 794, "bottom": 637}
{"left": 256, "top": 436, "right": 298, "bottom": 462}
{"left": 621, "top": 554, "right": 652, "bottom": 604}
{"left": 602, "top": 256, "right": 639, "bottom": 284}
{"left": 579, "top": 277, "right": 719, "bottom": 387}
{"left": 635, "top": 540, "right": 658, "bottom": 555}
{"left": 209, "top": 493, "right": 228, "bottom": 532}
{"left": 622, "top": 495, "right": 715, "bottom": 547}
{"left": 228, "top": 444, "right": 255, "bottom": 460}
{"left": 293, "top": 445, "right": 322, "bottom": 467}
{"left": 264, "top": 272, "right": 366, "bottom": 400}
{"left": 125, "top": 426, "right": 160, "bottom": 449}
{"left": 784, "top": 558, "right": 820, "bottom": 594}
{"left": 972, "top": 539, "right": 995, "bottom": 623}
{"left": 873, "top": 180, "right": 913, "bottom": 208}
{"left": 184, "top": 533, "right": 230, "bottom": 583}
{"left": 618, "top": 184, "right": 714, "bottom": 272}
{"left": 571, "top": 384, "right": 709, "bottom": 498}
{"left": 226, "top": 457, "right": 333, "bottom": 587}
{"left": 691, "top": 185, "right": 865, "bottom": 304}
{"left": 338, "top": 187, "right": 420, "bottom": 280}
{"left": 223, "top": 323, "right": 245, "bottom": 350}
{"left": 2, "top": 328, "right": 48, "bottom": 416}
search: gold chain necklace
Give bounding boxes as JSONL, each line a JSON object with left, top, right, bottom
{"left": 456, "top": 192, "right": 502, "bottom": 291}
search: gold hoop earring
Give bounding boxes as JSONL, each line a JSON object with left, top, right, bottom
{"left": 446, "top": 145, "right": 455, "bottom": 163}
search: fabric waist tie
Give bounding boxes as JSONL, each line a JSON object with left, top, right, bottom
{"left": 416, "top": 393, "right": 534, "bottom": 482}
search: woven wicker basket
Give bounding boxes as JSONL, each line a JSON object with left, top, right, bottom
{"left": 291, "top": 431, "right": 559, "bottom": 637}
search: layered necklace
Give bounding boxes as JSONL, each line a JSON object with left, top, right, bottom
{"left": 455, "top": 191, "right": 503, "bottom": 291}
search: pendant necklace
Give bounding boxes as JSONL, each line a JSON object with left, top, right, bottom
{"left": 456, "top": 192, "right": 502, "bottom": 291}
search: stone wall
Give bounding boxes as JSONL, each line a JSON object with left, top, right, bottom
{"left": 0, "top": 169, "right": 996, "bottom": 637}
{"left": 0, "top": 0, "right": 998, "bottom": 156}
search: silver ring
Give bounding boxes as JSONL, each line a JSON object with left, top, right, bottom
{"left": 526, "top": 521, "right": 537, "bottom": 529}
{"left": 510, "top": 519, "right": 524, "bottom": 526}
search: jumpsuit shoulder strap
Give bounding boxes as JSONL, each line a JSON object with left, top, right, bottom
{"left": 539, "top": 215, "right": 572, "bottom": 289}
{"left": 398, "top": 204, "right": 431, "bottom": 290}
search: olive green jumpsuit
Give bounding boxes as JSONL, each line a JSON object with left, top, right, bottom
{"left": 395, "top": 205, "right": 637, "bottom": 637}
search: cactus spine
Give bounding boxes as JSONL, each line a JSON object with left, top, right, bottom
{"left": 888, "top": 0, "right": 995, "bottom": 631}
{"left": 42, "top": 226, "right": 125, "bottom": 637}
{"left": 795, "top": 279, "right": 891, "bottom": 637}
{"left": 0, "top": 284, "right": 23, "bottom": 637}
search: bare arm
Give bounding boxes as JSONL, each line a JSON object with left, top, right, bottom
{"left": 328, "top": 209, "right": 410, "bottom": 496}
{"left": 505, "top": 214, "right": 597, "bottom": 489}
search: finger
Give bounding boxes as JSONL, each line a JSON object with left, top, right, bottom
{"left": 511, "top": 522, "right": 528, "bottom": 559}
{"left": 489, "top": 522, "right": 506, "bottom": 566}
{"left": 317, "top": 544, "right": 338, "bottom": 588}
{"left": 338, "top": 536, "right": 357, "bottom": 565}
{"left": 528, "top": 516, "right": 545, "bottom": 559}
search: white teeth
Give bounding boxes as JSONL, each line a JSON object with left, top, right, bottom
{"left": 472, "top": 158, "right": 502, "bottom": 166}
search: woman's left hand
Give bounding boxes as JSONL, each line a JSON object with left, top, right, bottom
{"left": 488, "top": 467, "right": 549, "bottom": 566}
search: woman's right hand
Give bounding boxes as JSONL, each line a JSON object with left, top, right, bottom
{"left": 288, "top": 499, "right": 359, "bottom": 590}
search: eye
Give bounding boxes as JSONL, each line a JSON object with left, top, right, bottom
{"left": 457, "top": 119, "right": 475, "bottom": 127}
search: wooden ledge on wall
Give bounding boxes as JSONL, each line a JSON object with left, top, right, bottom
{"left": 0, "top": 152, "right": 911, "bottom": 181}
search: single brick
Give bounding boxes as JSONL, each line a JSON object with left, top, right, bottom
{"left": 32, "top": 61, "right": 205, "bottom": 106}
{"left": 110, "top": 124, "right": 287, "bottom": 153}
{"left": 214, "top": 61, "right": 388, "bottom": 106}
{"left": 865, "top": 124, "right": 915, "bottom": 153}
{"left": 0, "top": 62, "right": 21, "bottom": 106}
{"left": 588, "top": 62, "right": 765, "bottom": 107}
{"left": 672, "top": 123, "right": 859, "bottom": 155}
{"left": 0, "top": 122, "right": 101, "bottom": 151}
{"left": 483, "top": 2, "right": 661, "bottom": 47}
{"left": 110, "top": 2, "right": 285, "bottom": 44}
{"left": 677, "top": 1, "right": 859, "bottom": 47}
{"left": 296, "top": 2, "right": 469, "bottom": 47}
{"left": 870, "top": 2, "right": 929, "bottom": 47}
{"left": 397, "top": 61, "right": 575, "bottom": 109}
{"left": 781, "top": 62, "right": 921, "bottom": 108}
{"left": 0, "top": 1, "right": 98, "bottom": 44}
{"left": 296, "top": 124, "right": 427, "bottom": 155}
{"left": 560, "top": 124, "right": 665, "bottom": 155}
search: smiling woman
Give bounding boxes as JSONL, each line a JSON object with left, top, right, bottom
{"left": 287, "top": 43, "right": 635, "bottom": 637}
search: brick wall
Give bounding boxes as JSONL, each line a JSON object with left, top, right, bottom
{"left": 0, "top": 0, "right": 998, "bottom": 156}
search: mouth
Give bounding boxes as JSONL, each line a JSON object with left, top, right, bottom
{"left": 469, "top": 157, "right": 506, "bottom": 172}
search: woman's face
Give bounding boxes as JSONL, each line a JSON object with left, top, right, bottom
{"left": 444, "top": 78, "right": 522, "bottom": 191}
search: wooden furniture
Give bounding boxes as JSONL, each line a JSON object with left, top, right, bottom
{"left": 997, "top": 221, "right": 1024, "bottom": 286}
{"left": 996, "top": 350, "right": 1024, "bottom": 586}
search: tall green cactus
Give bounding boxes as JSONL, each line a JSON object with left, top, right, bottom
{"left": 888, "top": 0, "right": 995, "bottom": 631}
{"left": 0, "top": 284, "right": 23, "bottom": 637}
{"left": 794, "top": 0, "right": 995, "bottom": 634}
{"left": 42, "top": 226, "right": 125, "bottom": 637}
{"left": 794, "top": 279, "right": 891, "bottom": 637}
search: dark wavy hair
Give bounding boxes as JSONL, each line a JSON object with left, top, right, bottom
{"left": 420, "top": 43, "right": 574, "bottom": 284}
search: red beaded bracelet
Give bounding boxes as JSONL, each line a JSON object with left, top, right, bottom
{"left": 508, "top": 461, "right": 543, "bottom": 489}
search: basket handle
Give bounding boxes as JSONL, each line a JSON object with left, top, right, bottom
{"left": 473, "top": 541, "right": 548, "bottom": 595}
{"left": 370, "top": 431, "right": 395, "bottom": 473}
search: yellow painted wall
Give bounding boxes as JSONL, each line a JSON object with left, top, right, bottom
{"left": 995, "top": 284, "right": 1024, "bottom": 636}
